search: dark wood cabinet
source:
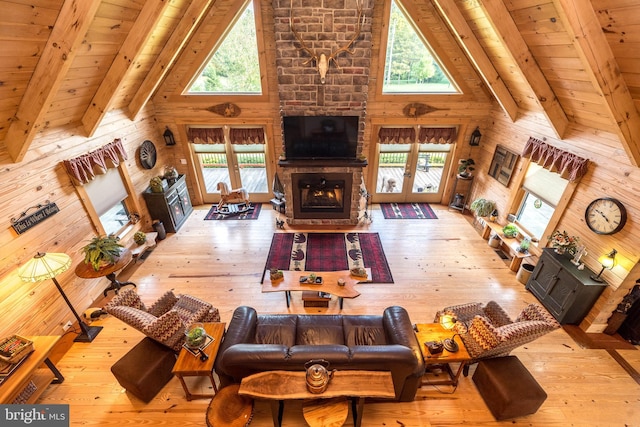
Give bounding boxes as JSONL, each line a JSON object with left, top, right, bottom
{"left": 143, "top": 175, "right": 193, "bottom": 233}
{"left": 526, "top": 248, "right": 607, "bottom": 324}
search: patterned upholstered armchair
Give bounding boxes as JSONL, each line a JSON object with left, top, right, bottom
{"left": 104, "top": 289, "right": 220, "bottom": 352}
{"left": 434, "top": 301, "right": 560, "bottom": 374}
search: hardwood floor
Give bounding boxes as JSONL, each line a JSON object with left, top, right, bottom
{"left": 40, "top": 204, "right": 640, "bottom": 426}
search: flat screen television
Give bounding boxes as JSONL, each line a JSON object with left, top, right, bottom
{"left": 283, "top": 115, "right": 359, "bottom": 160}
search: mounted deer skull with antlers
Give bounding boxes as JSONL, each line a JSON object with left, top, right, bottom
{"left": 290, "top": 0, "right": 364, "bottom": 84}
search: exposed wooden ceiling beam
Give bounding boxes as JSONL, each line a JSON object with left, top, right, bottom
{"left": 554, "top": 0, "right": 640, "bottom": 167}
{"left": 478, "top": 0, "right": 569, "bottom": 139}
{"left": 432, "top": 0, "right": 518, "bottom": 122}
{"left": 4, "top": 0, "right": 101, "bottom": 163}
{"left": 82, "top": 0, "right": 171, "bottom": 137}
{"left": 128, "top": 0, "right": 214, "bottom": 120}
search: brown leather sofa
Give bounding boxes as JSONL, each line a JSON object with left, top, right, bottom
{"left": 214, "top": 306, "right": 425, "bottom": 402}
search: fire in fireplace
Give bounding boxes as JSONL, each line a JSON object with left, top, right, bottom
{"left": 301, "top": 177, "right": 344, "bottom": 211}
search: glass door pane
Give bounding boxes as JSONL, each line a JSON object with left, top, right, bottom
{"left": 412, "top": 151, "right": 447, "bottom": 196}
{"left": 376, "top": 144, "right": 410, "bottom": 196}
{"left": 192, "top": 143, "right": 231, "bottom": 204}
{"left": 234, "top": 147, "right": 268, "bottom": 194}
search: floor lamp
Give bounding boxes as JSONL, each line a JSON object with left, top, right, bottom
{"left": 18, "top": 252, "right": 103, "bottom": 343}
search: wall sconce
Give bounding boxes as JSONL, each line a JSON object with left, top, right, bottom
{"left": 163, "top": 127, "right": 176, "bottom": 146}
{"left": 591, "top": 249, "right": 617, "bottom": 283}
{"left": 469, "top": 127, "right": 482, "bottom": 146}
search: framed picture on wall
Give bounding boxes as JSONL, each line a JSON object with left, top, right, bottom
{"left": 489, "top": 145, "right": 519, "bottom": 186}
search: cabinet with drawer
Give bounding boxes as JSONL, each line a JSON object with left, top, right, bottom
{"left": 526, "top": 249, "right": 607, "bottom": 324}
{"left": 143, "top": 175, "right": 193, "bottom": 233}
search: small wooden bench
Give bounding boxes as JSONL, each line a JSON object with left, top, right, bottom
{"left": 480, "top": 220, "right": 539, "bottom": 272}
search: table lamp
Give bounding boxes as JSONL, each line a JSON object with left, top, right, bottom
{"left": 18, "top": 252, "right": 103, "bottom": 342}
{"left": 440, "top": 313, "right": 466, "bottom": 352}
{"left": 591, "top": 249, "right": 617, "bottom": 283}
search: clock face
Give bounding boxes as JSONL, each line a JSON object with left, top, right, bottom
{"left": 585, "top": 197, "right": 627, "bottom": 235}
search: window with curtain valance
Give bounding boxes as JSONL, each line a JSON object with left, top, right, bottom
{"left": 188, "top": 127, "right": 224, "bottom": 144}
{"left": 378, "top": 127, "right": 457, "bottom": 144}
{"left": 521, "top": 137, "right": 588, "bottom": 182}
{"left": 229, "top": 128, "right": 265, "bottom": 144}
{"left": 63, "top": 139, "right": 128, "bottom": 185}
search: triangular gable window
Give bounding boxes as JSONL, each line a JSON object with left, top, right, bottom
{"left": 187, "top": 1, "right": 261, "bottom": 94}
{"left": 383, "top": 0, "right": 459, "bottom": 94}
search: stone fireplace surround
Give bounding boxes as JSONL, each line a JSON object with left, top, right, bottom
{"left": 274, "top": 0, "right": 372, "bottom": 225}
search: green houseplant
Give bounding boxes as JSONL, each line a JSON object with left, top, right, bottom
{"left": 82, "top": 235, "right": 124, "bottom": 271}
{"left": 133, "top": 231, "right": 147, "bottom": 245}
{"left": 502, "top": 223, "right": 519, "bottom": 238}
{"left": 470, "top": 198, "right": 496, "bottom": 217}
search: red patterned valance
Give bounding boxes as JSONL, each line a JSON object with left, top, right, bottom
{"left": 188, "top": 127, "right": 224, "bottom": 144}
{"left": 378, "top": 127, "right": 415, "bottom": 144}
{"left": 229, "top": 128, "right": 265, "bottom": 145}
{"left": 418, "top": 127, "right": 457, "bottom": 144}
{"left": 63, "top": 139, "right": 128, "bottom": 185}
{"left": 522, "top": 137, "right": 588, "bottom": 181}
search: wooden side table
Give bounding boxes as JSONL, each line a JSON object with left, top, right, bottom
{"left": 414, "top": 323, "right": 471, "bottom": 387}
{"left": 172, "top": 322, "right": 225, "bottom": 401}
{"left": 74, "top": 248, "right": 136, "bottom": 296}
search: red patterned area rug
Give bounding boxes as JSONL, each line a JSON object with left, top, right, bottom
{"left": 263, "top": 232, "right": 393, "bottom": 283}
{"left": 380, "top": 203, "right": 437, "bottom": 219}
{"left": 204, "top": 203, "right": 261, "bottom": 220}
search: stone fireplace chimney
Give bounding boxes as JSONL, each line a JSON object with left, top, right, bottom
{"left": 273, "top": 0, "right": 372, "bottom": 225}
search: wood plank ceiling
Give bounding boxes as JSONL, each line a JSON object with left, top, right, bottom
{"left": 1, "top": 0, "right": 640, "bottom": 163}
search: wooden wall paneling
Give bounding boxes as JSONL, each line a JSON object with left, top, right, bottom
{"left": 128, "top": 0, "right": 214, "bottom": 119}
{"left": 432, "top": 0, "right": 519, "bottom": 121}
{"left": 0, "top": 105, "right": 171, "bottom": 339}
{"left": 4, "top": 0, "right": 102, "bottom": 162}
{"left": 554, "top": 0, "right": 640, "bottom": 167}
{"left": 82, "top": 0, "right": 172, "bottom": 136}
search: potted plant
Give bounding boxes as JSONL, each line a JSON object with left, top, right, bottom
{"left": 185, "top": 323, "right": 207, "bottom": 349}
{"left": 502, "top": 223, "right": 518, "bottom": 238}
{"left": 470, "top": 198, "right": 496, "bottom": 218}
{"left": 81, "top": 235, "right": 124, "bottom": 271}
{"left": 133, "top": 231, "right": 147, "bottom": 245}
{"left": 489, "top": 209, "right": 499, "bottom": 222}
{"left": 150, "top": 176, "right": 164, "bottom": 193}
{"left": 457, "top": 158, "right": 475, "bottom": 178}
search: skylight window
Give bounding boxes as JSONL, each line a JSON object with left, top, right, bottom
{"left": 383, "top": 0, "right": 459, "bottom": 94}
{"left": 188, "top": 2, "right": 261, "bottom": 94}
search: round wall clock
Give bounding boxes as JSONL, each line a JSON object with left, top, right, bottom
{"left": 139, "top": 140, "right": 157, "bottom": 169}
{"left": 585, "top": 197, "right": 627, "bottom": 235}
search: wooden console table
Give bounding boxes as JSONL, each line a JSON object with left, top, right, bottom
{"left": 239, "top": 370, "right": 395, "bottom": 427}
{"left": 262, "top": 268, "right": 371, "bottom": 309}
{"left": 0, "top": 336, "right": 64, "bottom": 404}
{"left": 481, "top": 220, "right": 539, "bottom": 272}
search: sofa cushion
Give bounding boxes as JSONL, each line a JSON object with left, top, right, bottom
{"left": 296, "top": 315, "right": 344, "bottom": 345}
{"left": 343, "top": 316, "right": 386, "bottom": 346}
{"left": 255, "top": 315, "right": 297, "bottom": 347}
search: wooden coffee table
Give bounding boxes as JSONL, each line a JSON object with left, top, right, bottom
{"left": 262, "top": 268, "right": 371, "bottom": 309}
{"left": 414, "top": 323, "right": 471, "bottom": 387}
{"left": 172, "top": 322, "right": 225, "bottom": 400}
{"left": 238, "top": 370, "right": 394, "bottom": 427}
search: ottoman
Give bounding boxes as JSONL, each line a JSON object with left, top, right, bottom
{"left": 472, "top": 356, "right": 547, "bottom": 420}
{"left": 111, "top": 337, "right": 176, "bottom": 402}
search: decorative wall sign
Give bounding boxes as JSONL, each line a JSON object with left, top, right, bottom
{"left": 11, "top": 201, "right": 60, "bottom": 234}
{"left": 402, "top": 103, "right": 444, "bottom": 118}
{"left": 206, "top": 103, "right": 241, "bottom": 117}
{"left": 139, "top": 140, "right": 157, "bottom": 169}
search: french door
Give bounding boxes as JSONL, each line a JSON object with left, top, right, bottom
{"left": 192, "top": 142, "right": 270, "bottom": 205}
{"left": 373, "top": 143, "right": 451, "bottom": 203}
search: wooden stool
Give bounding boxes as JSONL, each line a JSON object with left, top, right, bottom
{"left": 206, "top": 384, "right": 253, "bottom": 427}
{"left": 302, "top": 398, "right": 349, "bottom": 427}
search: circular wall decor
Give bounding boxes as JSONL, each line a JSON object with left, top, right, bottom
{"left": 139, "top": 140, "right": 157, "bottom": 169}
{"left": 585, "top": 197, "right": 627, "bottom": 235}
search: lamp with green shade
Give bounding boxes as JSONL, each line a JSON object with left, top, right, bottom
{"left": 18, "top": 252, "right": 102, "bottom": 343}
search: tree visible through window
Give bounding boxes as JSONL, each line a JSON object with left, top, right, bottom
{"left": 188, "top": 1, "right": 261, "bottom": 94}
{"left": 383, "top": 0, "right": 458, "bottom": 94}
